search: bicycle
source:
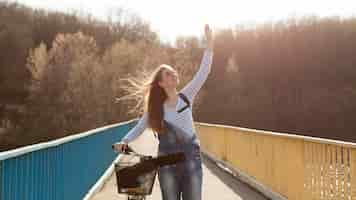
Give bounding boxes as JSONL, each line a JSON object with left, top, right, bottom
{"left": 112, "top": 144, "right": 185, "bottom": 200}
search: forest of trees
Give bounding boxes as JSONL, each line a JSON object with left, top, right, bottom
{"left": 1, "top": 1, "right": 355, "bottom": 151}
{"left": 199, "top": 17, "right": 356, "bottom": 142}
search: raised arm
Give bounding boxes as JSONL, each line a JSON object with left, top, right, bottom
{"left": 180, "top": 24, "right": 214, "bottom": 103}
{"left": 180, "top": 49, "right": 213, "bottom": 103}
{"left": 121, "top": 111, "right": 148, "bottom": 144}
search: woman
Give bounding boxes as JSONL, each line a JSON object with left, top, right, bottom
{"left": 113, "top": 24, "right": 214, "bottom": 200}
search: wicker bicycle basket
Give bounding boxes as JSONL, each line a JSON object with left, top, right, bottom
{"left": 114, "top": 159, "right": 157, "bottom": 195}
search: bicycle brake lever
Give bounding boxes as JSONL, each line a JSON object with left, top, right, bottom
{"left": 123, "top": 145, "right": 134, "bottom": 154}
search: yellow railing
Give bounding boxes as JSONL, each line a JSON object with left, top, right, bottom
{"left": 195, "top": 122, "right": 356, "bottom": 200}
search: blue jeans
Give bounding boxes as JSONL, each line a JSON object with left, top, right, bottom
{"left": 157, "top": 121, "right": 203, "bottom": 200}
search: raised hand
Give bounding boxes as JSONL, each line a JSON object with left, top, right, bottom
{"left": 205, "top": 24, "right": 214, "bottom": 50}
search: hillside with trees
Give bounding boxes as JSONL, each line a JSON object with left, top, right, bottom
{"left": 1, "top": 1, "right": 356, "bottom": 151}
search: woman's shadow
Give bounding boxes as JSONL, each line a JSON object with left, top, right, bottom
{"left": 201, "top": 154, "right": 270, "bottom": 200}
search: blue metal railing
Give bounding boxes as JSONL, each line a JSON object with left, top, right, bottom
{"left": 0, "top": 118, "right": 138, "bottom": 200}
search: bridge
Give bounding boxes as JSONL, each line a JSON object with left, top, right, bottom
{"left": 1, "top": 119, "right": 356, "bottom": 200}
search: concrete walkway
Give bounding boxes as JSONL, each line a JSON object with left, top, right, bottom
{"left": 90, "top": 130, "right": 268, "bottom": 200}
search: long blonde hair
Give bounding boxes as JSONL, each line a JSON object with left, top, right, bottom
{"left": 116, "top": 64, "right": 172, "bottom": 135}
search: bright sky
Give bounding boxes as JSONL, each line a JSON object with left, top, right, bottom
{"left": 10, "top": 0, "right": 356, "bottom": 44}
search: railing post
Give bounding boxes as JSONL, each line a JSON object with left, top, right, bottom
{"left": 0, "top": 161, "right": 2, "bottom": 200}
{"left": 351, "top": 148, "right": 356, "bottom": 200}
{"left": 222, "top": 127, "right": 227, "bottom": 161}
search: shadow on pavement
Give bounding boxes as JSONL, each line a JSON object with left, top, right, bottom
{"left": 201, "top": 154, "right": 270, "bottom": 200}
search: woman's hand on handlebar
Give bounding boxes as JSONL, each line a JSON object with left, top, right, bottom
{"left": 112, "top": 141, "right": 129, "bottom": 153}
